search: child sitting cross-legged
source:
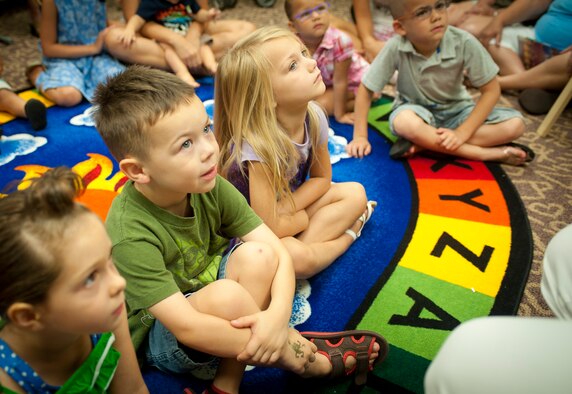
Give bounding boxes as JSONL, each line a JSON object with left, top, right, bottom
{"left": 92, "top": 66, "right": 388, "bottom": 394}
{"left": 0, "top": 167, "right": 148, "bottom": 394}
{"left": 217, "top": 26, "right": 376, "bottom": 280}
{"left": 117, "top": 0, "right": 220, "bottom": 87}
{"left": 347, "top": 0, "right": 534, "bottom": 166}
{"left": 285, "top": 0, "right": 370, "bottom": 124}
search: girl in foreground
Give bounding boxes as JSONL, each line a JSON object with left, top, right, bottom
{"left": 0, "top": 167, "right": 147, "bottom": 393}
{"left": 216, "top": 26, "right": 376, "bottom": 279}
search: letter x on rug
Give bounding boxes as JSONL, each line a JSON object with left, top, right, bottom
{"left": 0, "top": 83, "right": 532, "bottom": 393}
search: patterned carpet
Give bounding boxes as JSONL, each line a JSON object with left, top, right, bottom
{"left": 1, "top": 0, "right": 570, "bottom": 321}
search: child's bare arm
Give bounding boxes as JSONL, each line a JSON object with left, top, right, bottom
{"left": 347, "top": 83, "right": 374, "bottom": 158}
{"left": 149, "top": 292, "right": 255, "bottom": 357}
{"left": 248, "top": 161, "right": 310, "bottom": 238}
{"left": 40, "top": 0, "right": 108, "bottom": 58}
{"left": 333, "top": 58, "right": 354, "bottom": 124}
{"left": 109, "top": 310, "right": 149, "bottom": 394}
{"left": 119, "top": 15, "right": 146, "bottom": 47}
{"left": 232, "top": 223, "right": 295, "bottom": 364}
{"left": 290, "top": 140, "right": 332, "bottom": 210}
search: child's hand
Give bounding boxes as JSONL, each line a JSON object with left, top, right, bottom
{"left": 119, "top": 28, "right": 136, "bottom": 48}
{"left": 436, "top": 127, "right": 464, "bottom": 151}
{"left": 335, "top": 112, "right": 355, "bottom": 125}
{"left": 232, "top": 311, "right": 289, "bottom": 365}
{"left": 173, "top": 37, "right": 202, "bottom": 69}
{"left": 92, "top": 27, "right": 111, "bottom": 54}
{"left": 194, "top": 8, "right": 220, "bottom": 23}
{"left": 346, "top": 136, "right": 371, "bottom": 158}
{"left": 478, "top": 15, "right": 504, "bottom": 47}
{"left": 206, "top": 7, "right": 221, "bottom": 21}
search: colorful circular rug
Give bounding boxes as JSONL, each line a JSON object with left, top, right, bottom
{"left": 0, "top": 86, "right": 532, "bottom": 394}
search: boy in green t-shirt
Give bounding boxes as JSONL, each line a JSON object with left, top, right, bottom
{"left": 93, "top": 66, "right": 388, "bottom": 393}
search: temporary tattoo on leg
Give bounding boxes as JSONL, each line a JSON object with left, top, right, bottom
{"left": 289, "top": 340, "right": 305, "bottom": 358}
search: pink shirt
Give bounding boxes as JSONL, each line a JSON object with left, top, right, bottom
{"left": 313, "top": 26, "right": 369, "bottom": 93}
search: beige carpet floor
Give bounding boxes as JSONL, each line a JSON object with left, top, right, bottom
{"left": 1, "top": 0, "right": 570, "bottom": 318}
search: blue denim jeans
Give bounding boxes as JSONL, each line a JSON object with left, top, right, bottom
{"left": 144, "top": 242, "right": 242, "bottom": 378}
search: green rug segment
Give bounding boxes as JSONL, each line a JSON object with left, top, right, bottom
{"left": 357, "top": 266, "right": 494, "bottom": 360}
{"left": 368, "top": 95, "right": 395, "bottom": 142}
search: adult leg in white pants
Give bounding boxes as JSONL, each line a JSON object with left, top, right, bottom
{"left": 424, "top": 224, "right": 572, "bottom": 394}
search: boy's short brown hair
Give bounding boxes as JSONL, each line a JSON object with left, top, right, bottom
{"left": 92, "top": 65, "right": 197, "bottom": 161}
{"left": 388, "top": 0, "right": 410, "bottom": 18}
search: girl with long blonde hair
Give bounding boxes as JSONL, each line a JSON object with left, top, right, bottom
{"left": 216, "top": 26, "right": 376, "bottom": 278}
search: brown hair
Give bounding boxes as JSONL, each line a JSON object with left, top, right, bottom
{"left": 284, "top": 0, "right": 297, "bottom": 20}
{"left": 0, "top": 167, "right": 90, "bottom": 320}
{"left": 92, "top": 65, "right": 197, "bottom": 162}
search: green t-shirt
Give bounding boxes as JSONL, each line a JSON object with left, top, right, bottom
{"left": 106, "top": 175, "right": 263, "bottom": 351}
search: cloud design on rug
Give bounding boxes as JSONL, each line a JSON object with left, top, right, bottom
{"left": 0, "top": 133, "right": 47, "bottom": 167}
{"left": 329, "top": 128, "right": 350, "bottom": 164}
{"left": 70, "top": 106, "right": 96, "bottom": 127}
{"left": 289, "top": 279, "right": 312, "bottom": 327}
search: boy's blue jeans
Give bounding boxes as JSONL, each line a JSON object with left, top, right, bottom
{"left": 144, "top": 242, "right": 242, "bottom": 378}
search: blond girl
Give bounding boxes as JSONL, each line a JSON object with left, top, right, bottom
{"left": 216, "top": 26, "right": 376, "bottom": 279}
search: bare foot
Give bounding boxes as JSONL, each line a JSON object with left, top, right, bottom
{"left": 499, "top": 145, "right": 527, "bottom": 166}
{"left": 403, "top": 143, "right": 424, "bottom": 157}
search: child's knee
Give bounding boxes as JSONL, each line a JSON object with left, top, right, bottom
{"left": 48, "top": 87, "right": 82, "bottom": 107}
{"left": 104, "top": 28, "right": 123, "bottom": 53}
{"left": 509, "top": 117, "right": 526, "bottom": 139}
{"left": 239, "top": 21, "right": 257, "bottom": 35}
{"left": 235, "top": 241, "right": 278, "bottom": 278}
{"left": 339, "top": 182, "right": 367, "bottom": 211}
{"left": 393, "top": 110, "right": 425, "bottom": 137}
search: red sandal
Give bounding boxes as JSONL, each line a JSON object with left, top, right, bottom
{"left": 300, "top": 330, "right": 389, "bottom": 385}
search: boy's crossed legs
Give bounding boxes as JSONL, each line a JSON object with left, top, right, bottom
{"left": 160, "top": 241, "right": 382, "bottom": 394}
{"left": 282, "top": 182, "right": 375, "bottom": 279}
{"left": 390, "top": 104, "right": 529, "bottom": 165}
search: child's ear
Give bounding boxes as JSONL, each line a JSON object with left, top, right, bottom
{"left": 120, "top": 157, "right": 150, "bottom": 184}
{"left": 6, "top": 303, "right": 45, "bottom": 331}
{"left": 287, "top": 20, "right": 297, "bottom": 33}
{"left": 392, "top": 19, "right": 407, "bottom": 37}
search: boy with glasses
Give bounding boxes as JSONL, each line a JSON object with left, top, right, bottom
{"left": 285, "top": 0, "right": 369, "bottom": 124}
{"left": 347, "top": 0, "right": 534, "bottom": 166}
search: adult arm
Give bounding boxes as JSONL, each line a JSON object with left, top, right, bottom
{"left": 478, "top": 0, "right": 552, "bottom": 46}
{"left": 109, "top": 310, "right": 149, "bottom": 394}
{"left": 40, "top": 0, "right": 108, "bottom": 58}
{"left": 352, "top": 0, "right": 384, "bottom": 62}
